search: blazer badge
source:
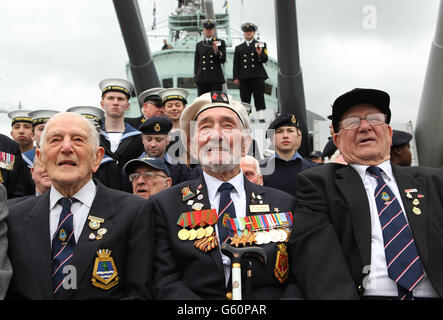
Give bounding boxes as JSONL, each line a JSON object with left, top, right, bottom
{"left": 274, "top": 243, "right": 289, "bottom": 284}
{"left": 91, "top": 249, "right": 119, "bottom": 290}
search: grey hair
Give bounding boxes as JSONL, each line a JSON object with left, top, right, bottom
{"left": 241, "top": 155, "right": 261, "bottom": 175}
{"left": 39, "top": 112, "right": 100, "bottom": 154}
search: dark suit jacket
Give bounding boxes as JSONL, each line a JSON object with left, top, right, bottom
{"left": 233, "top": 39, "right": 268, "bottom": 81}
{"left": 289, "top": 163, "right": 443, "bottom": 299}
{"left": 6, "top": 180, "right": 153, "bottom": 300}
{"left": 0, "top": 134, "right": 34, "bottom": 199}
{"left": 7, "top": 194, "right": 35, "bottom": 207}
{"left": 150, "top": 173, "right": 302, "bottom": 300}
{"left": 194, "top": 37, "right": 226, "bottom": 84}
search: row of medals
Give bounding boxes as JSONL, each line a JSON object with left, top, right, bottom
{"left": 178, "top": 225, "right": 218, "bottom": 253}
{"left": 230, "top": 228, "right": 291, "bottom": 247}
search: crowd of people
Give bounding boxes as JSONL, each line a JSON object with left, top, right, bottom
{"left": 0, "top": 19, "right": 441, "bottom": 301}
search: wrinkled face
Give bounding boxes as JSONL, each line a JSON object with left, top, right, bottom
{"left": 333, "top": 104, "right": 392, "bottom": 166}
{"left": 164, "top": 100, "right": 185, "bottom": 122}
{"left": 274, "top": 126, "right": 300, "bottom": 154}
{"left": 37, "top": 114, "right": 104, "bottom": 192}
{"left": 31, "top": 163, "right": 51, "bottom": 194}
{"left": 190, "top": 107, "right": 250, "bottom": 173}
{"left": 143, "top": 102, "right": 165, "bottom": 118}
{"left": 131, "top": 166, "right": 170, "bottom": 199}
{"left": 11, "top": 122, "right": 34, "bottom": 147}
{"left": 240, "top": 158, "right": 263, "bottom": 185}
{"left": 100, "top": 91, "right": 130, "bottom": 118}
{"left": 142, "top": 134, "right": 169, "bottom": 158}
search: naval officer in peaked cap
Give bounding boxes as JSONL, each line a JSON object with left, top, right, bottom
{"left": 194, "top": 19, "right": 227, "bottom": 96}
{"left": 98, "top": 78, "right": 144, "bottom": 168}
{"left": 233, "top": 22, "right": 269, "bottom": 123}
{"left": 126, "top": 87, "right": 165, "bottom": 129}
{"left": 150, "top": 91, "right": 302, "bottom": 300}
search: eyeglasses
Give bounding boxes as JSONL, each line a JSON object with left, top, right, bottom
{"left": 340, "top": 113, "right": 387, "bottom": 131}
{"left": 129, "top": 171, "right": 168, "bottom": 182}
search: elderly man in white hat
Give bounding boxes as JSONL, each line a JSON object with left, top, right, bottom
{"left": 150, "top": 91, "right": 302, "bottom": 300}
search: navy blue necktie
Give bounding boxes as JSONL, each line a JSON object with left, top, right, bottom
{"left": 217, "top": 183, "right": 236, "bottom": 244}
{"left": 367, "top": 166, "right": 424, "bottom": 299}
{"left": 52, "top": 197, "right": 76, "bottom": 298}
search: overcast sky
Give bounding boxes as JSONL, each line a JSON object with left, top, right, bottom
{"left": 0, "top": 0, "right": 440, "bottom": 136}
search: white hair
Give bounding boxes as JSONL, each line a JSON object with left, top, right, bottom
{"left": 39, "top": 112, "right": 100, "bottom": 154}
{"left": 241, "top": 155, "right": 261, "bottom": 175}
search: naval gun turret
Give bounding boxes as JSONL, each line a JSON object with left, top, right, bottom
{"left": 415, "top": 0, "right": 443, "bottom": 167}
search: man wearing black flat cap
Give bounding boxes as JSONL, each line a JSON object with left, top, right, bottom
{"left": 260, "top": 113, "right": 315, "bottom": 198}
{"left": 288, "top": 88, "right": 443, "bottom": 299}
{"left": 390, "top": 129, "right": 413, "bottom": 166}
{"left": 194, "top": 19, "right": 226, "bottom": 96}
{"left": 233, "top": 22, "right": 269, "bottom": 123}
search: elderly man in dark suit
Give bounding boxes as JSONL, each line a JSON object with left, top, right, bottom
{"left": 150, "top": 91, "right": 302, "bottom": 300}
{"left": 7, "top": 112, "right": 153, "bottom": 300}
{"left": 289, "top": 88, "right": 443, "bottom": 300}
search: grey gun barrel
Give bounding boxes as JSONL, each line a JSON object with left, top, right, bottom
{"left": 274, "top": 0, "right": 310, "bottom": 156}
{"left": 415, "top": 0, "right": 443, "bottom": 167}
{"left": 113, "top": 0, "right": 161, "bottom": 107}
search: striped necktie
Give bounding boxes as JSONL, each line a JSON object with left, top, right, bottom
{"left": 367, "top": 166, "right": 424, "bottom": 299}
{"left": 217, "top": 182, "right": 236, "bottom": 244}
{"left": 52, "top": 197, "right": 76, "bottom": 298}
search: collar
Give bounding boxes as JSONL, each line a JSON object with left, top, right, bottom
{"left": 49, "top": 179, "right": 96, "bottom": 210}
{"left": 100, "top": 122, "right": 141, "bottom": 140}
{"left": 273, "top": 151, "right": 303, "bottom": 162}
{"left": 350, "top": 159, "right": 393, "bottom": 183}
{"left": 203, "top": 170, "right": 244, "bottom": 200}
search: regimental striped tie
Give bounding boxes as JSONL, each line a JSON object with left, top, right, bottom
{"left": 52, "top": 197, "right": 76, "bottom": 299}
{"left": 367, "top": 166, "right": 424, "bottom": 300}
{"left": 217, "top": 182, "right": 236, "bottom": 244}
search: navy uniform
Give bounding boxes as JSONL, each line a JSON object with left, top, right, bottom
{"left": 0, "top": 134, "right": 34, "bottom": 199}
{"left": 194, "top": 19, "right": 226, "bottom": 96}
{"left": 68, "top": 106, "right": 131, "bottom": 192}
{"left": 98, "top": 79, "right": 144, "bottom": 168}
{"left": 138, "top": 116, "right": 200, "bottom": 186}
{"left": 233, "top": 23, "right": 268, "bottom": 122}
{"left": 125, "top": 87, "right": 164, "bottom": 129}
{"left": 6, "top": 180, "right": 153, "bottom": 299}
{"left": 22, "top": 110, "right": 59, "bottom": 168}
{"left": 260, "top": 114, "right": 316, "bottom": 198}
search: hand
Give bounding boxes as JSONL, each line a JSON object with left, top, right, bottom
{"left": 233, "top": 79, "right": 240, "bottom": 86}
{"left": 256, "top": 45, "right": 263, "bottom": 55}
{"left": 212, "top": 41, "right": 218, "bottom": 53}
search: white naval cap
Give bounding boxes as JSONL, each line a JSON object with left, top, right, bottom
{"left": 99, "top": 78, "right": 134, "bottom": 98}
{"left": 7, "top": 109, "right": 33, "bottom": 125}
{"left": 29, "top": 109, "right": 59, "bottom": 126}
{"left": 158, "top": 88, "right": 189, "bottom": 105}
{"left": 137, "top": 87, "right": 163, "bottom": 104}
{"left": 67, "top": 106, "right": 105, "bottom": 126}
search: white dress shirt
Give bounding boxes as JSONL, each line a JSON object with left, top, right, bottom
{"left": 49, "top": 179, "right": 97, "bottom": 246}
{"left": 203, "top": 170, "right": 246, "bottom": 286}
{"left": 351, "top": 160, "right": 438, "bottom": 298}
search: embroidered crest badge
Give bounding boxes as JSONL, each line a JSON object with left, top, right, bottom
{"left": 91, "top": 249, "right": 119, "bottom": 290}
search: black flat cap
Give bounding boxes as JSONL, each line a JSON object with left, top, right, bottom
{"left": 332, "top": 88, "right": 390, "bottom": 133}
{"left": 266, "top": 113, "right": 299, "bottom": 138}
{"left": 392, "top": 129, "right": 412, "bottom": 149}
{"left": 138, "top": 116, "right": 172, "bottom": 135}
